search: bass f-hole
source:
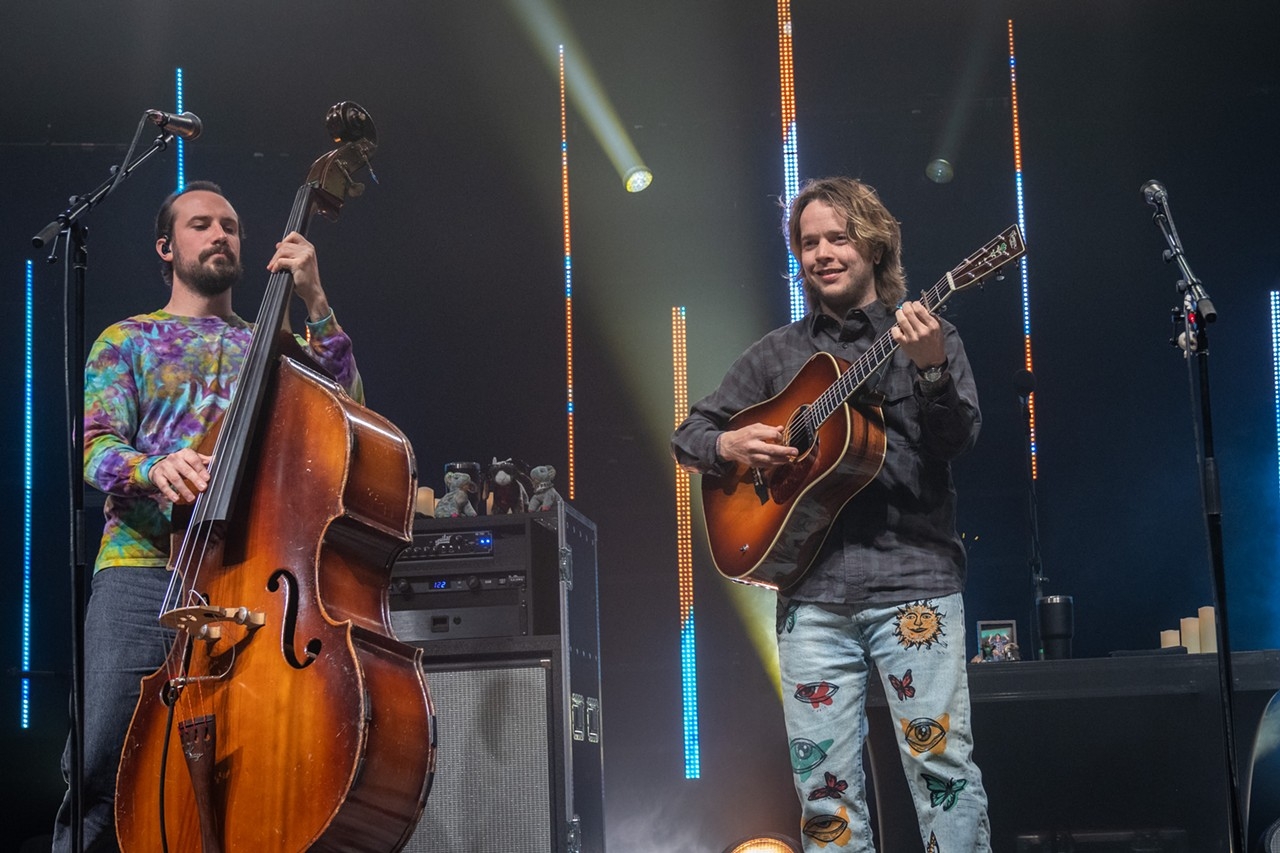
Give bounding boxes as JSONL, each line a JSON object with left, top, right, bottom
{"left": 268, "top": 568, "right": 321, "bottom": 669}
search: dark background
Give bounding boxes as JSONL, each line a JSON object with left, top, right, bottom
{"left": 1, "top": 1, "right": 1277, "bottom": 850}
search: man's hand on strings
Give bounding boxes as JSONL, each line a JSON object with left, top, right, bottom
{"left": 149, "top": 448, "right": 213, "bottom": 503}
{"left": 717, "top": 423, "right": 799, "bottom": 470}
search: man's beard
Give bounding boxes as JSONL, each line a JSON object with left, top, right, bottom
{"left": 174, "top": 246, "right": 243, "bottom": 297}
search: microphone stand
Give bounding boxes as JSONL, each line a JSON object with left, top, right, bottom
{"left": 1144, "top": 181, "right": 1244, "bottom": 853}
{"left": 31, "top": 119, "right": 177, "bottom": 852}
{"left": 1014, "top": 370, "right": 1048, "bottom": 658}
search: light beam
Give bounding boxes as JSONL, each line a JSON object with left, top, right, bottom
{"left": 509, "top": 0, "right": 652, "bottom": 192}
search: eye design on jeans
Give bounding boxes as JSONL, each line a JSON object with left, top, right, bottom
{"left": 802, "top": 811, "right": 851, "bottom": 843}
{"left": 789, "top": 737, "right": 831, "bottom": 779}
{"left": 900, "top": 713, "right": 949, "bottom": 755}
{"left": 794, "top": 681, "right": 839, "bottom": 708}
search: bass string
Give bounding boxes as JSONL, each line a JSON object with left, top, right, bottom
{"left": 155, "top": 188, "right": 312, "bottom": 692}
{"left": 166, "top": 189, "right": 310, "bottom": 595}
{"left": 160, "top": 521, "right": 221, "bottom": 705}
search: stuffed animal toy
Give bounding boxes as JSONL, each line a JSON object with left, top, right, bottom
{"left": 526, "top": 464, "right": 561, "bottom": 512}
{"left": 434, "top": 471, "right": 478, "bottom": 518}
{"left": 483, "top": 457, "right": 532, "bottom": 515}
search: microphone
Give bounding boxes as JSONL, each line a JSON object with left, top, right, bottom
{"left": 1140, "top": 179, "right": 1167, "bottom": 208}
{"left": 1141, "top": 179, "right": 1218, "bottom": 323}
{"left": 146, "top": 109, "right": 203, "bottom": 140}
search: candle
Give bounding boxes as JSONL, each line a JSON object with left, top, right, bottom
{"left": 1198, "top": 606, "right": 1217, "bottom": 654}
{"left": 1180, "top": 617, "right": 1201, "bottom": 654}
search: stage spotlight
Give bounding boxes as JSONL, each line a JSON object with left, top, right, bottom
{"left": 926, "top": 157, "right": 954, "bottom": 184}
{"left": 624, "top": 165, "right": 653, "bottom": 193}
{"left": 509, "top": 0, "right": 653, "bottom": 194}
{"left": 722, "top": 834, "right": 802, "bottom": 853}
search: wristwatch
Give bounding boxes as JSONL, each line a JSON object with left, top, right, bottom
{"left": 919, "top": 361, "right": 947, "bottom": 384}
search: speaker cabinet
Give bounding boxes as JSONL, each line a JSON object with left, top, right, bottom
{"left": 394, "top": 504, "right": 604, "bottom": 853}
{"left": 403, "top": 660, "right": 554, "bottom": 852}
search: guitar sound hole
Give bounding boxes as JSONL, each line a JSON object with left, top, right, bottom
{"left": 788, "top": 408, "right": 816, "bottom": 457}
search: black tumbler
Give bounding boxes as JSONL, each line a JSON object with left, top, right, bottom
{"left": 1037, "top": 595, "right": 1074, "bottom": 660}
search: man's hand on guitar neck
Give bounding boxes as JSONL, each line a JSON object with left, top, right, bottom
{"left": 716, "top": 423, "right": 799, "bottom": 470}
{"left": 891, "top": 300, "right": 947, "bottom": 371}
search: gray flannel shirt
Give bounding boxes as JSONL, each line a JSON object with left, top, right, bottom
{"left": 671, "top": 300, "right": 981, "bottom": 605}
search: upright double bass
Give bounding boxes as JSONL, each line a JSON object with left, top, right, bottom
{"left": 114, "top": 103, "right": 434, "bottom": 852}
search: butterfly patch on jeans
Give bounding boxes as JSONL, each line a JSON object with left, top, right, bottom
{"left": 921, "top": 772, "right": 967, "bottom": 811}
{"left": 887, "top": 669, "right": 915, "bottom": 700}
{"left": 776, "top": 599, "right": 799, "bottom": 635}
{"left": 807, "top": 771, "right": 849, "bottom": 801}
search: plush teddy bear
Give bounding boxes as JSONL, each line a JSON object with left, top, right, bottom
{"left": 483, "top": 457, "right": 532, "bottom": 515}
{"left": 434, "top": 471, "right": 478, "bottom": 518}
{"left": 526, "top": 464, "right": 561, "bottom": 512}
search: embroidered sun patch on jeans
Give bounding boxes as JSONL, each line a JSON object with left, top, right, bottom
{"left": 893, "top": 599, "right": 946, "bottom": 650}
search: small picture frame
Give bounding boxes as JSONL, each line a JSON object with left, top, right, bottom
{"left": 976, "top": 620, "right": 1020, "bottom": 662}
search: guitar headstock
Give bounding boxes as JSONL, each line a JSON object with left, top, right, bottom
{"left": 946, "top": 224, "right": 1026, "bottom": 294}
{"left": 305, "top": 101, "right": 378, "bottom": 221}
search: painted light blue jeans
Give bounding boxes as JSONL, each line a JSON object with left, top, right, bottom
{"left": 776, "top": 593, "right": 991, "bottom": 853}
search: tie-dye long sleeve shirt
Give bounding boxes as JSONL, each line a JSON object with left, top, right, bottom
{"left": 83, "top": 309, "right": 364, "bottom": 571}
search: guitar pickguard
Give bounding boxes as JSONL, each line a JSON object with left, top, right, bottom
{"left": 768, "top": 440, "right": 819, "bottom": 505}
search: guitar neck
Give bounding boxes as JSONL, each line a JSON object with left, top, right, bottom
{"left": 808, "top": 223, "right": 1024, "bottom": 430}
{"left": 810, "top": 275, "right": 955, "bottom": 428}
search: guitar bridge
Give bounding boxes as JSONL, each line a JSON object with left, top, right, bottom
{"left": 751, "top": 467, "right": 769, "bottom": 504}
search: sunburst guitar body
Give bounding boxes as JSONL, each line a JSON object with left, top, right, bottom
{"left": 700, "top": 224, "right": 1026, "bottom": 590}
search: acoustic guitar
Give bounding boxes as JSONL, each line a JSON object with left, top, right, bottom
{"left": 700, "top": 224, "right": 1026, "bottom": 590}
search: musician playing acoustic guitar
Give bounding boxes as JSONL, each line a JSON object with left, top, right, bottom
{"left": 672, "top": 176, "right": 991, "bottom": 852}
{"left": 52, "top": 181, "right": 363, "bottom": 852}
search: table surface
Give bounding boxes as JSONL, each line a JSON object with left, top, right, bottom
{"left": 863, "top": 649, "right": 1280, "bottom": 852}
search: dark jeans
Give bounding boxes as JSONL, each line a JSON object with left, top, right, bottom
{"left": 52, "top": 566, "right": 174, "bottom": 853}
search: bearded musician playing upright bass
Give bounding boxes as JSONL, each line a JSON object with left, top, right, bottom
{"left": 52, "top": 180, "right": 367, "bottom": 851}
